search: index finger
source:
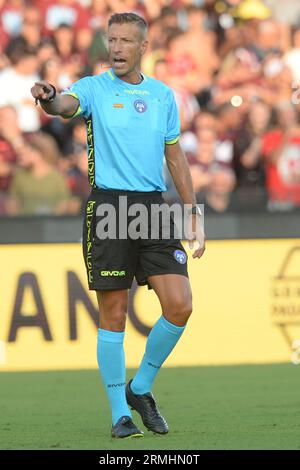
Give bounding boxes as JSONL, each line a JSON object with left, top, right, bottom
{"left": 33, "top": 81, "right": 50, "bottom": 88}
{"left": 192, "top": 246, "right": 205, "bottom": 259}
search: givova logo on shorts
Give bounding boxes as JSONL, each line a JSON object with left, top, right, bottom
{"left": 100, "top": 271, "right": 126, "bottom": 277}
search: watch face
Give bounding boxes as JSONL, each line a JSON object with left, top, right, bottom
{"left": 189, "top": 206, "right": 201, "bottom": 216}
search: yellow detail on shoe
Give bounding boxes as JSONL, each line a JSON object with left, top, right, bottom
{"left": 112, "top": 433, "right": 144, "bottom": 439}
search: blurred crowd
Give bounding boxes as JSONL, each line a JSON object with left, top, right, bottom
{"left": 1, "top": 0, "right": 300, "bottom": 216}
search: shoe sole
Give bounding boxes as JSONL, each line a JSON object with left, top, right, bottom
{"left": 112, "top": 433, "right": 144, "bottom": 439}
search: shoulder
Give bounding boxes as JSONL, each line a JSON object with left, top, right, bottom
{"left": 263, "top": 128, "right": 282, "bottom": 143}
{"left": 143, "top": 75, "right": 172, "bottom": 96}
{"left": 80, "top": 71, "right": 112, "bottom": 90}
{"left": 90, "top": 71, "right": 111, "bottom": 86}
{"left": 262, "top": 129, "right": 283, "bottom": 155}
{"left": 0, "top": 67, "right": 14, "bottom": 81}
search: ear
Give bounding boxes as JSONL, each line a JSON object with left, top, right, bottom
{"left": 140, "top": 40, "right": 148, "bottom": 56}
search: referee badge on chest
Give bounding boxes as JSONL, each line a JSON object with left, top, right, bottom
{"left": 134, "top": 99, "right": 147, "bottom": 113}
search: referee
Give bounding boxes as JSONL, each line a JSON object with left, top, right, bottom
{"left": 31, "top": 12, "right": 205, "bottom": 439}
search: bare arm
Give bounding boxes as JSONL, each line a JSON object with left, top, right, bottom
{"left": 165, "top": 141, "right": 196, "bottom": 206}
{"left": 165, "top": 141, "right": 205, "bottom": 258}
{"left": 30, "top": 81, "right": 79, "bottom": 118}
{"left": 240, "top": 136, "right": 262, "bottom": 168}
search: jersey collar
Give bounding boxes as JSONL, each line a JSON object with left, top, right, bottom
{"left": 108, "top": 68, "right": 147, "bottom": 87}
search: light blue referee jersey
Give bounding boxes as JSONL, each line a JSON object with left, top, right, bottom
{"left": 62, "top": 68, "right": 180, "bottom": 192}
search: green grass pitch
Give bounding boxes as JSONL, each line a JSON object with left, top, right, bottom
{"left": 1, "top": 364, "right": 300, "bottom": 450}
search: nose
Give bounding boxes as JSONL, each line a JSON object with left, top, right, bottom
{"left": 111, "top": 39, "right": 122, "bottom": 54}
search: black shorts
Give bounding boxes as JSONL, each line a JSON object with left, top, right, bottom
{"left": 82, "top": 188, "right": 189, "bottom": 291}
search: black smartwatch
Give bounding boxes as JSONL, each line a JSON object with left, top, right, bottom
{"left": 187, "top": 205, "right": 202, "bottom": 216}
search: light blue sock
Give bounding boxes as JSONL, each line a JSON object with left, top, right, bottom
{"left": 97, "top": 329, "right": 131, "bottom": 425}
{"left": 131, "top": 316, "right": 186, "bottom": 395}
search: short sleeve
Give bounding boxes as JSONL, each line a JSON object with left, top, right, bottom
{"left": 165, "top": 88, "right": 180, "bottom": 145}
{"left": 261, "top": 130, "right": 282, "bottom": 159}
{"left": 61, "top": 77, "right": 93, "bottom": 118}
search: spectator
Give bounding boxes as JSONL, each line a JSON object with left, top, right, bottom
{"left": 0, "top": 42, "right": 40, "bottom": 132}
{"left": 188, "top": 127, "right": 236, "bottom": 212}
{"left": 60, "top": 117, "right": 90, "bottom": 212}
{"left": 37, "top": 0, "right": 90, "bottom": 35}
{"left": 284, "top": 26, "right": 300, "bottom": 82}
{"left": 0, "top": 105, "right": 23, "bottom": 184}
{"left": 53, "top": 23, "right": 75, "bottom": 62}
{"left": 7, "top": 132, "right": 71, "bottom": 215}
{"left": 234, "top": 100, "right": 272, "bottom": 189}
{"left": 183, "top": 6, "right": 220, "bottom": 91}
{"left": 19, "top": 3, "right": 41, "bottom": 51}
{"left": 89, "top": 0, "right": 110, "bottom": 31}
{"left": 0, "top": 104, "right": 24, "bottom": 213}
{"left": 0, "top": 0, "right": 300, "bottom": 216}
{"left": 37, "top": 38, "right": 58, "bottom": 66}
{"left": 262, "top": 102, "right": 300, "bottom": 210}
{"left": 0, "top": 0, "right": 25, "bottom": 50}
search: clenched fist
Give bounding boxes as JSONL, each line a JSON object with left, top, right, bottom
{"left": 31, "top": 81, "right": 56, "bottom": 104}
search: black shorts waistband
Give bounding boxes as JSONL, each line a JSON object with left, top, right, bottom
{"left": 91, "top": 188, "right": 163, "bottom": 198}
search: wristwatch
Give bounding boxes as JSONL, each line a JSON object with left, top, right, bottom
{"left": 187, "top": 205, "right": 202, "bottom": 216}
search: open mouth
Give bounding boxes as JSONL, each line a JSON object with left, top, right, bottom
{"left": 113, "top": 58, "right": 126, "bottom": 66}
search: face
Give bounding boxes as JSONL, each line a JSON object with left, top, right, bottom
{"left": 248, "top": 102, "right": 271, "bottom": 132}
{"left": 108, "top": 22, "right": 148, "bottom": 77}
{"left": 23, "top": 5, "right": 41, "bottom": 25}
{"left": 153, "top": 61, "right": 169, "bottom": 82}
{"left": 76, "top": 28, "right": 93, "bottom": 52}
{"left": 92, "top": 0, "right": 108, "bottom": 15}
{"left": 18, "top": 55, "right": 38, "bottom": 75}
{"left": 195, "top": 113, "right": 217, "bottom": 134}
{"left": 37, "top": 42, "right": 57, "bottom": 64}
{"left": 220, "top": 107, "right": 242, "bottom": 130}
{"left": 257, "top": 22, "right": 280, "bottom": 51}
{"left": 54, "top": 26, "right": 74, "bottom": 49}
{"left": 187, "top": 10, "right": 206, "bottom": 30}
{"left": 277, "top": 105, "right": 297, "bottom": 128}
{"left": 17, "top": 144, "right": 39, "bottom": 168}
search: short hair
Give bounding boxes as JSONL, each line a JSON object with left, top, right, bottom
{"left": 5, "top": 39, "right": 35, "bottom": 65}
{"left": 27, "top": 132, "right": 62, "bottom": 165}
{"left": 108, "top": 12, "right": 148, "bottom": 39}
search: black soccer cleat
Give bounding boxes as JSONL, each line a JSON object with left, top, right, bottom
{"left": 111, "top": 416, "right": 144, "bottom": 439}
{"left": 126, "top": 380, "right": 169, "bottom": 434}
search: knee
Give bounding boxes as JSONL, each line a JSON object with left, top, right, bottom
{"left": 107, "top": 313, "right": 126, "bottom": 331}
{"left": 100, "top": 300, "right": 127, "bottom": 331}
{"left": 163, "top": 297, "right": 193, "bottom": 326}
